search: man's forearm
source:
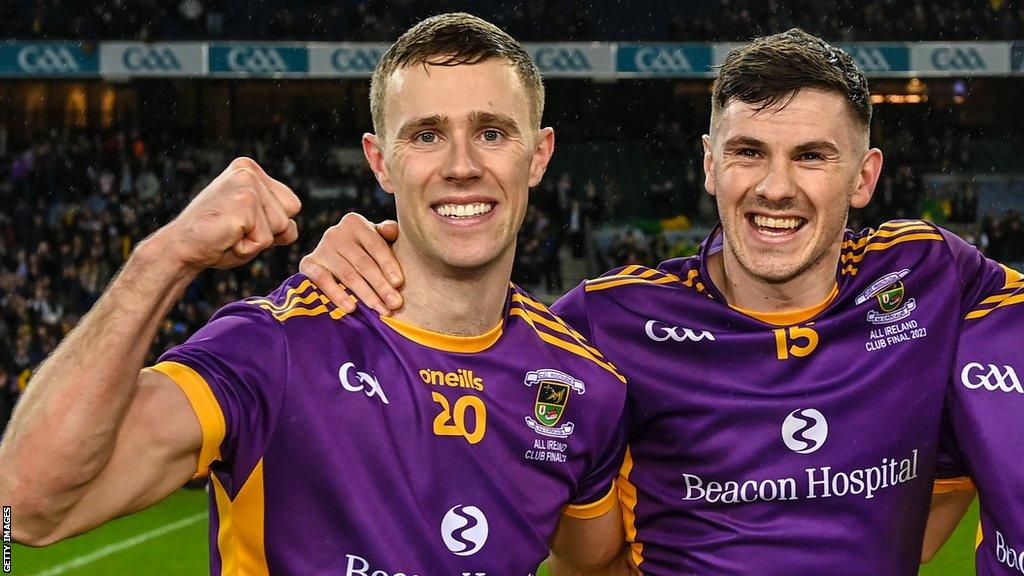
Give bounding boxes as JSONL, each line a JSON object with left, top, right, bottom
{"left": 0, "top": 232, "right": 196, "bottom": 528}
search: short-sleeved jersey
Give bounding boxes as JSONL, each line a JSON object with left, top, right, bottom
{"left": 552, "top": 220, "right": 1008, "bottom": 576}
{"left": 938, "top": 271, "right": 1024, "bottom": 575}
{"left": 151, "top": 274, "right": 627, "bottom": 575}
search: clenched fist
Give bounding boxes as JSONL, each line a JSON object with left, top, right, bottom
{"left": 156, "top": 157, "right": 302, "bottom": 272}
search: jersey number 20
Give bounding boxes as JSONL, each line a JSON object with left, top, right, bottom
{"left": 431, "top": 392, "right": 487, "bottom": 444}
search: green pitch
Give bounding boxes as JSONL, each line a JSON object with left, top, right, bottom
{"left": 12, "top": 490, "right": 979, "bottom": 575}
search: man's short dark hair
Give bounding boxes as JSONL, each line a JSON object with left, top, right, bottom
{"left": 712, "top": 29, "right": 871, "bottom": 131}
{"left": 370, "top": 12, "right": 544, "bottom": 137}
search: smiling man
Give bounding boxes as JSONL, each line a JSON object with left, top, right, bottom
{"left": 300, "top": 29, "right": 1012, "bottom": 575}
{"left": 0, "top": 13, "right": 629, "bottom": 575}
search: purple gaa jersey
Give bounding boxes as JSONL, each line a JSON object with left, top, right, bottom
{"left": 552, "top": 220, "right": 1008, "bottom": 576}
{"left": 149, "top": 274, "right": 627, "bottom": 576}
{"left": 937, "top": 269, "right": 1024, "bottom": 575}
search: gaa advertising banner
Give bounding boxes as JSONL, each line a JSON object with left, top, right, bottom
{"left": 836, "top": 44, "right": 910, "bottom": 75}
{"left": 616, "top": 44, "right": 714, "bottom": 77}
{"left": 308, "top": 43, "right": 389, "bottom": 77}
{"left": 909, "top": 43, "right": 1011, "bottom": 76}
{"left": 0, "top": 42, "right": 99, "bottom": 77}
{"left": 1011, "top": 43, "right": 1024, "bottom": 73}
{"left": 100, "top": 43, "right": 206, "bottom": 77}
{"left": 208, "top": 44, "right": 308, "bottom": 77}
{"left": 526, "top": 43, "right": 613, "bottom": 77}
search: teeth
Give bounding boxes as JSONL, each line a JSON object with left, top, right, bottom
{"left": 434, "top": 202, "right": 493, "bottom": 219}
{"left": 753, "top": 215, "right": 802, "bottom": 230}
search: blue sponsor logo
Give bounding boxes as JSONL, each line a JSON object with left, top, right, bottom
{"left": 123, "top": 46, "right": 182, "bottom": 72}
{"left": 930, "top": 47, "right": 987, "bottom": 71}
{"left": 837, "top": 44, "right": 909, "bottom": 73}
{"left": 0, "top": 43, "right": 99, "bottom": 76}
{"left": 534, "top": 47, "right": 592, "bottom": 73}
{"left": 330, "top": 47, "right": 384, "bottom": 73}
{"left": 210, "top": 45, "right": 307, "bottom": 74}
{"left": 617, "top": 44, "right": 712, "bottom": 75}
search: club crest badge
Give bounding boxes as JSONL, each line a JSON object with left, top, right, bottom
{"left": 860, "top": 270, "right": 917, "bottom": 325}
{"left": 523, "top": 369, "right": 585, "bottom": 438}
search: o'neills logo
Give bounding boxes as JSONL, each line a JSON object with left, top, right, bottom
{"left": 420, "top": 368, "right": 484, "bottom": 391}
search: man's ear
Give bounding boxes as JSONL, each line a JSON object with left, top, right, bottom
{"left": 702, "top": 134, "right": 716, "bottom": 196}
{"left": 528, "top": 127, "right": 555, "bottom": 187}
{"left": 851, "top": 148, "right": 883, "bottom": 209}
{"left": 363, "top": 133, "right": 394, "bottom": 194}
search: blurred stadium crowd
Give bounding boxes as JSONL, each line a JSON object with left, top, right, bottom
{"left": 2, "top": 0, "right": 1020, "bottom": 42}
{"left": 0, "top": 115, "right": 1016, "bottom": 430}
{"left": 1, "top": 1, "right": 1023, "bottom": 432}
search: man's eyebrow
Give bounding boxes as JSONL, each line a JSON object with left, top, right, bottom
{"left": 396, "top": 115, "right": 447, "bottom": 137}
{"left": 468, "top": 111, "right": 522, "bottom": 135}
{"left": 792, "top": 140, "right": 841, "bottom": 156}
{"left": 723, "top": 136, "right": 768, "bottom": 149}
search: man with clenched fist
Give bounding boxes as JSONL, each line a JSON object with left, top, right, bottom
{"left": 0, "top": 14, "right": 629, "bottom": 575}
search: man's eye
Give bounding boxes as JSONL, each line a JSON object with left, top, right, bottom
{"left": 482, "top": 130, "right": 503, "bottom": 142}
{"left": 415, "top": 132, "right": 438, "bottom": 144}
{"left": 738, "top": 148, "right": 758, "bottom": 157}
{"left": 799, "top": 152, "right": 823, "bottom": 161}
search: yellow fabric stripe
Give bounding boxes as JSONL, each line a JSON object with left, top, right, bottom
{"left": 840, "top": 233, "right": 944, "bottom": 264}
{"left": 976, "top": 520, "right": 984, "bottom": 550}
{"left": 932, "top": 477, "right": 974, "bottom": 494}
{"left": 730, "top": 283, "right": 838, "bottom": 326}
{"left": 617, "top": 447, "right": 644, "bottom": 568}
{"left": 148, "top": 361, "right": 225, "bottom": 476}
{"left": 380, "top": 314, "right": 503, "bottom": 353}
{"left": 620, "top": 264, "right": 643, "bottom": 276}
{"left": 842, "top": 224, "right": 935, "bottom": 249}
{"left": 271, "top": 305, "right": 329, "bottom": 322}
{"left": 563, "top": 485, "right": 619, "bottom": 520}
{"left": 246, "top": 280, "right": 315, "bottom": 311}
{"left": 510, "top": 308, "right": 626, "bottom": 383}
{"left": 509, "top": 302, "right": 605, "bottom": 359}
{"left": 1002, "top": 264, "right": 1024, "bottom": 287}
{"left": 212, "top": 460, "right": 270, "bottom": 576}
{"left": 966, "top": 293, "right": 1024, "bottom": 320}
{"left": 585, "top": 274, "right": 679, "bottom": 293}
{"left": 510, "top": 294, "right": 601, "bottom": 354}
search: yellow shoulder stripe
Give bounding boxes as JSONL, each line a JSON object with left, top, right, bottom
{"left": 586, "top": 273, "right": 681, "bottom": 293}
{"left": 247, "top": 282, "right": 351, "bottom": 322}
{"left": 510, "top": 295, "right": 606, "bottom": 359}
{"left": 842, "top": 223, "right": 936, "bottom": 250}
{"left": 840, "top": 233, "right": 944, "bottom": 265}
{"left": 246, "top": 279, "right": 315, "bottom": 311}
{"left": 510, "top": 308, "right": 626, "bottom": 383}
{"left": 966, "top": 292, "right": 1024, "bottom": 320}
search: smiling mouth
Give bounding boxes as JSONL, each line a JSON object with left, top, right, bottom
{"left": 432, "top": 202, "right": 496, "bottom": 219}
{"left": 748, "top": 214, "right": 807, "bottom": 235}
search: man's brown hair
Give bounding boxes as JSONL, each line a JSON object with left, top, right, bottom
{"left": 711, "top": 29, "right": 871, "bottom": 133}
{"left": 369, "top": 12, "right": 544, "bottom": 137}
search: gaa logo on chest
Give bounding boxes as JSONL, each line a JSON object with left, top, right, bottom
{"left": 523, "top": 369, "right": 585, "bottom": 438}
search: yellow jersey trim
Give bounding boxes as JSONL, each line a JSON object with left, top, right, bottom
{"left": 212, "top": 460, "right": 270, "bottom": 576}
{"left": 509, "top": 308, "right": 627, "bottom": 383}
{"left": 932, "top": 476, "right": 974, "bottom": 494}
{"left": 729, "top": 283, "right": 839, "bottom": 326}
{"left": 976, "top": 519, "right": 984, "bottom": 550}
{"left": 510, "top": 294, "right": 606, "bottom": 359}
{"left": 563, "top": 485, "right": 619, "bottom": 520}
{"left": 617, "top": 447, "right": 644, "bottom": 568}
{"left": 148, "top": 361, "right": 225, "bottom": 476}
{"left": 246, "top": 280, "right": 350, "bottom": 322}
{"left": 380, "top": 315, "right": 503, "bottom": 353}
